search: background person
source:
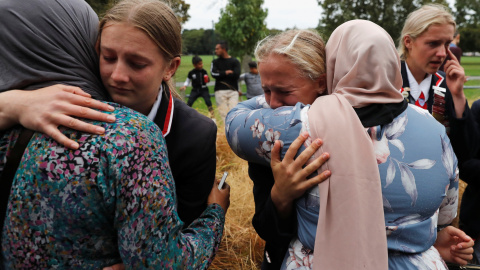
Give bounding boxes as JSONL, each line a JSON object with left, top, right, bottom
{"left": 0, "top": 0, "right": 229, "bottom": 268}
{"left": 211, "top": 41, "right": 241, "bottom": 120}
{"left": 238, "top": 61, "right": 263, "bottom": 99}
{"left": 179, "top": 55, "right": 215, "bottom": 119}
{"left": 440, "top": 31, "right": 462, "bottom": 72}
{"left": 398, "top": 4, "right": 478, "bottom": 165}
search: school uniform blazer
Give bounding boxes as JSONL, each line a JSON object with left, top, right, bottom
{"left": 154, "top": 87, "right": 217, "bottom": 226}
{"left": 400, "top": 61, "right": 479, "bottom": 164}
{"left": 459, "top": 100, "right": 480, "bottom": 239}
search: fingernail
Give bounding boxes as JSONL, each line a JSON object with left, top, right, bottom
{"left": 71, "top": 142, "right": 79, "bottom": 149}
{"left": 107, "top": 105, "right": 115, "bottom": 111}
{"left": 107, "top": 115, "right": 116, "bottom": 122}
{"left": 302, "top": 132, "right": 309, "bottom": 138}
{"left": 315, "top": 139, "right": 322, "bottom": 146}
{"left": 324, "top": 170, "right": 331, "bottom": 177}
{"left": 323, "top": 153, "right": 329, "bottom": 159}
{"left": 104, "top": 268, "right": 113, "bottom": 270}
{"left": 95, "top": 127, "right": 105, "bottom": 134}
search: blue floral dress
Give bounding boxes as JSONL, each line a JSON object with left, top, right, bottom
{"left": 226, "top": 96, "right": 458, "bottom": 270}
{"left": 1, "top": 103, "right": 225, "bottom": 269}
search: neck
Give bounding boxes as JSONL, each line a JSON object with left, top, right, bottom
{"left": 405, "top": 59, "right": 428, "bottom": 84}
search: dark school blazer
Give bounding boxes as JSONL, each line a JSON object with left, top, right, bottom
{"left": 154, "top": 86, "right": 217, "bottom": 226}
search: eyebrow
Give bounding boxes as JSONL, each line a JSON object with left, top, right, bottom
{"left": 100, "top": 46, "right": 152, "bottom": 63}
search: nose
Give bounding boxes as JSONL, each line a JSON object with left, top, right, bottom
{"left": 110, "top": 62, "right": 129, "bottom": 83}
{"left": 268, "top": 92, "right": 284, "bottom": 109}
{"left": 437, "top": 45, "right": 447, "bottom": 58}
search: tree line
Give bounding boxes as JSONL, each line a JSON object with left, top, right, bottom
{"left": 86, "top": 0, "right": 480, "bottom": 60}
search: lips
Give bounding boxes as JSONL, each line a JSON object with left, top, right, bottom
{"left": 109, "top": 85, "right": 132, "bottom": 93}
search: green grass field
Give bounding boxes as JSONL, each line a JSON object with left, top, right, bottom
{"left": 173, "top": 55, "right": 480, "bottom": 113}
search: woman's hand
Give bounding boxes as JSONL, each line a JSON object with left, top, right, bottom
{"left": 207, "top": 178, "right": 231, "bottom": 213}
{"left": 103, "top": 264, "right": 125, "bottom": 270}
{"left": 270, "top": 132, "right": 331, "bottom": 219}
{"left": 0, "top": 85, "right": 115, "bottom": 149}
{"left": 444, "top": 48, "right": 467, "bottom": 118}
{"left": 434, "top": 226, "right": 474, "bottom": 265}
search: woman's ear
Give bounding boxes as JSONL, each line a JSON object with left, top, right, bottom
{"left": 316, "top": 73, "right": 327, "bottom": 96}
{"left": 163, "top": 56, "right": 181, "bottom": 81}
{"left": 404, "top": 35, "right": 413, "bottom": 50}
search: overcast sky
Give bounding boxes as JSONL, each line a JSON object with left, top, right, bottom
{"left": 182, "top": 0, "right": 456, "bottom": 31}
{"left": 182, "top": 0, "right": 323, "bottom": 30}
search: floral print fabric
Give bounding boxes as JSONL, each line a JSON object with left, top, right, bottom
{"left": 1, "top": 103, "right": 225, "bottom": 269}
{"left": 225, "top": 96, "right": 458, "bottom": 270}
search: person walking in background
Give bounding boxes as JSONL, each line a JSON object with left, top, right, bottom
{"left": 440, "top": 30, "right": 462, "bottom": 72}
{"left": 239, "top": 61, "right": 263, "bottom": 99}
{"left": 211, "top": 41, "right": 241, "bottom": 120}
{"left": 180, "top": 55, "right": 215, "bottom": 120}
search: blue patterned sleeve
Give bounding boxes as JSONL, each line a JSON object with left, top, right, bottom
{"left": 437, "top": 131, "right": 459, "bottom": 229}
{"left": 104, "top": 112, "right": 225, "bottom": 269}
{"left": 225, "top": 95, "right": 309, "bottom": 165}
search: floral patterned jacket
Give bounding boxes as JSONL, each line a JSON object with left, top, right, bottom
{"left": 226, "top": 96, "right": 458, "bottom": 270}
{"left": 1, "top": 103, "right": 225, "bottom": 269}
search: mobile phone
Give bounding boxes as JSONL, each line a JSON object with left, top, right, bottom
{"left": 218, "top": 172, "right": 228, "bottom": 190}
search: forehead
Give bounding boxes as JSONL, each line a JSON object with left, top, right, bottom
{"left": 419, "top": 23, "right": 455, "bottom": 40}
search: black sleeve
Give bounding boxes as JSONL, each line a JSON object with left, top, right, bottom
{"left": 231, "top": 59, "right": 241, "bottom": 80}
{"left": 458, "top": 100, "right": 480, "bottom": 187}
{"left": 167, "top": 102, "right": 217, "bottom": 227}
{"left": 248, "top": 162, "right": 296, "bottom": 244}
{"left": 210, "top": 60, "right": 224, "bottom": 79}
{"left": 447, "top": 96, "right": 480, "bottom": 165}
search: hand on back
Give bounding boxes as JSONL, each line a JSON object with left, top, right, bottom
{"left": 8, "top": 84, "right": 115, "bottom": 149}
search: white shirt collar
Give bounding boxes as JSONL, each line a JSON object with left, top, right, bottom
{"left": 405, "top": 63, "right": 431, "bottom": 101}
{"left": 147, "top": 85, "right": 163, "bottom": 121}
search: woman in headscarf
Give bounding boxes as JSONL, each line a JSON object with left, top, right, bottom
{"left": 0, "top": 0, "right": 218, "bottom": 228}
{"left": 0, "top": 0, "right": 229, "bottom": 268}
{"left": 225, "top": 20, "right": 473, "bottom": 269}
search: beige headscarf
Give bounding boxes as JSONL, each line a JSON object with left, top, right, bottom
{"left": 309, "top": 20, "right": 405, "bottom": 269}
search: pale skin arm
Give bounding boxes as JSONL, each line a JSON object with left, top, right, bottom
{"left": 444, "top": 48, "right": 467, "bottom": 118}
{"left": 0, "top": 84, "right": 115, "bottom": 149}
{"left": 270, "top": 132, "right": 331, "bottom": 219}
{"left": 434, "top": 226, "right": 474, "bottom": 265}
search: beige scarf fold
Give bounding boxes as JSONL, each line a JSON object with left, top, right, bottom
{"left": 311, "top": 19, "right": 405, "bottom": 269}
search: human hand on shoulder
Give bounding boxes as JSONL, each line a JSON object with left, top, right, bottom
{"left": 6, "top": 84, "right": 116, "bottom": 150}
{"left": 270, "top": 132, "right": 331, "bottom": 219}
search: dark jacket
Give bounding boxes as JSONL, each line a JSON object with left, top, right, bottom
{"left": 211, "top": 57, "right": 241, "bottom": 91}
{"left": 400, "top": 61, "right": 478, "bottom": 165}
{"left": 154, "top": 87, "right": 217, "bottom": 226}
{"left": 459, "top": 99, "right": 480, "bottom": 239}
{"left": 248, "top": 162, "right": 296, "bottom": 269}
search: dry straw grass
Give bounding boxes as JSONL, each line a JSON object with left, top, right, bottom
{"left": 210, "top": 125, "right": 264, "bottom": 270}
{"left": 208, "top": 121, "right": 467, "bottom": 269}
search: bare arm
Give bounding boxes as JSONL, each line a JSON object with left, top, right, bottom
{"left": 0, "top": 85, "right": 115, "bottom": 149}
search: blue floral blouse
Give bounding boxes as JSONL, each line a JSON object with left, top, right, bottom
{"left": 226, "top": 96, "right": 459, "bottom": 270}
{"left": 1, "top": 103, "right": 225, "bottom": 269}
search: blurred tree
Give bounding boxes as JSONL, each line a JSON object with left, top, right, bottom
{"left": 455, "top": 0, "right": 480, "bottom": 52}
{"left": 216, "top": 0, "right": 268, "bottom": 66}
{"left": 182, "top": 29, "right": 223, "bottom": 55}
{"left": 85, "top": 0, "right": 190, "bottom": 23}
{"left": 317, "top": 0, "right": 450, "bottom": 41}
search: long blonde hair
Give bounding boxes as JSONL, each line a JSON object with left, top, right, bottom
{"left": 98, "top": 0, "right": 182, "bottom": 97}
{"left": 398, "top": 4, "right": 455, "bottom": 60}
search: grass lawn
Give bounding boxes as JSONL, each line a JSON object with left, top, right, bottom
{"left": 173, "top": 55, "right": 480, "bottom": 113}
{"left": 173, "top": 55, "right": 248, "bottom": 117}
